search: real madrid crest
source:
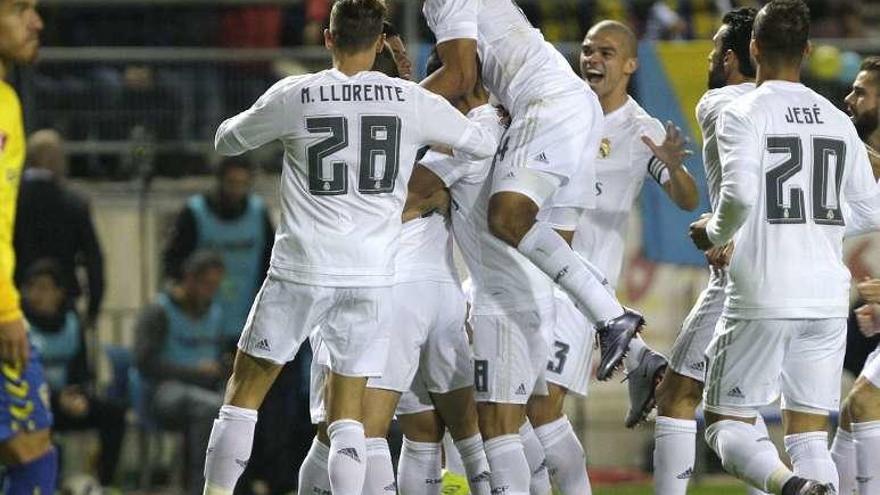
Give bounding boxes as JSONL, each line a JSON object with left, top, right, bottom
{"left": 599, "top": 137, "right": 611, "bottom": 158}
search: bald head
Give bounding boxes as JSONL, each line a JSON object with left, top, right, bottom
{"left": 27, "top": 129, "right": 67, "bottom": 176}
{"left": 586, "top": 20, "right": 637, "bottom": 59}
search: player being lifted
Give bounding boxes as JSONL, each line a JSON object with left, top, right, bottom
{"left": 830, "top": 56, "right": 880, "bottom": 495}
{"left": 688, "top": 1, "right": 880, "bottom": 494}
{"left": 650, "top": 8, "right": 766, "bottom": 495}
{"left": 0, "top": 2, "right": 58, "bottom": 494}
{"left": 200, "top": 2, "right": 498, "bottom": 495}
{"left": 523, "top": 19, "right": 698, "bottom": 495}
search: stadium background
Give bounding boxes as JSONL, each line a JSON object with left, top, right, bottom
{"left": 9, "top": 0, "right": 880, "bottom": 492}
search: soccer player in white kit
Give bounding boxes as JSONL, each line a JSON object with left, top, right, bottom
{"left": 830, "top": 56, "right": 880, "bottom": 495}
{"left": 421, "top": 0, "right": 647, "bottom": 387}
{"left": 688, "top": 2, "right": 880, "bottom": 494}
{"left": 521, "top": 20, "right": 698, "bottom": 495}
{"left": 199, "top": 2, "right": 499, "bottom": 495}
{"left": 651, "top": 8, "right": 767, "bottom": 495}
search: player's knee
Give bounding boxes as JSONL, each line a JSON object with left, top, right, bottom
{"left": 526, "top": 395, "right": 565, "bottom": 428}
{"left": 656, "top": 373, "right": 702, "bottom": 418}
{"left": 487, "top": 193, "right": 538, "bottom": 247}
{"left": 846, "top": 383, "right": 880, "bottom": 423}
{"left": 0, "top": 429, "right": 52, "bottom": 466}
{"left": 477, "top": 403, "right": 523, "bottom": 439}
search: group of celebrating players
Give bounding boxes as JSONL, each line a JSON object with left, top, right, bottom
{"left": 2, "top": 0, "right": 880, "bottom": 494}
{"left": 203, "top": 0, "right": 880, "bottom": 494}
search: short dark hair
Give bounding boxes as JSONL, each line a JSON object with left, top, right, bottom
{"left": 382, "top": 20, "right": 399, "bottom": 38}
{"left": 753, "top": 0, "right": 810, "bottom": 65}
{"left": 181, "top": 251, "right": 225, "bottom": 278}
{"left": 22, "top": 259, "right": 64, "bottom": 289}
{"left": 720, "top": 7, "right": 757, "bottom": 78}
{"left": 217, "top": 156, "right": 253, "bottom": 179}
{"left": 372, "top": 42, "right": 400, "bottom": 77}
{"left": 330, "top": 0, "right": 387, "bottom": 54}
{"left": 861, "top": 56, "right": 880, "bottom": 75}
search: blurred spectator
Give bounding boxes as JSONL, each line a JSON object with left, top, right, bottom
{"left": 134, "top": 251, "right": 227, "bottom": 495}
{"left": 162, "top": 157, "right": 273, "bottom": 341}
{"left": 13, "top": 129, "right": 105, "bottom": 328}
{"left": 21, "top": 259, "right": 125, "bottom": 488}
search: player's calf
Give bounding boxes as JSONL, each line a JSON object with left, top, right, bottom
{"left": 844, "top": 377, "right": 880, "bottom": 423}
{"left": 655, "top": 369, "right": 703, "bottom": 419}
{"left": 398, "top": 411, "right": 445, "bottom": 495}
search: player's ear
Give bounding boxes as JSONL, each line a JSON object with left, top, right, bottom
{"left": 749, "top": 38, "right": 759, "bottom": 63}
{"left": 803, "top": 40, "right": 812, "bottom": 59}
{"left": 324, "top": 28, "right": 333, "bottom": 50}
{"left": 624, "top": 57, "right": 638, "bottom": 76}
{"left": 723, "top": 49, "right": 737, "bottom": 73}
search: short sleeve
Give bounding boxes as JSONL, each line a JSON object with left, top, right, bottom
{"left": 422, "top": 0, "right": 479, "bottom": 44}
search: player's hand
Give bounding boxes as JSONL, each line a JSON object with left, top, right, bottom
{"left": 0, "top": 318, "right": 29, "bottom": 366}
{"left": 854, "top": 304, "right": 880, "bottom": 338}
{"left": 688, "top": 213, "right": 714, "bottom": 251}
{"left": 641, "top": 121, "right": 692, "bottom": 168}
{"left": 705, "top": 241, "right": 733, "bottom": 269}
{"left": 856, "top": 277, "right": 880, "bottom": 304}
{"left": 59, "top": 386, "right": 90, "bottom": 418}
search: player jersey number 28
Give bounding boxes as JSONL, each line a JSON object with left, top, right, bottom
{"left": 305, "top": 115, "right": 401, "bottom": 196}
{"left": 765, "top": 135, "right": 845, "bottom": 225}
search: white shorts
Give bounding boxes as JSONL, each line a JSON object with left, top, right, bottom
{"left": 239, "top": 276, "right": 392, "bottom": 377}
{"left": 471, "top": 304, "right": 556, "bottom": 405}
{"left": 491, "top": 91, "right": 602, "bottom": 211}
{"left": 861, "top": 346, "right": 880, "bottom": 388}
{"left": 544, "top": 291, "right": 595, "bottom": 397}
{"left": 703, "top": 317, "right": 846, "bottom": 416}
{"left": 397, "top": 376, "right": 436, "bottom": 416}
{"left": 669, "top": 270, "right": 727, "bottom": 382}
{"left": 368, "top": 280, "right": 472, "bottom": 394}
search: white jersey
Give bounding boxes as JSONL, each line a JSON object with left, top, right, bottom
{"left": 215, "top": 69, "right": 497, "bottom": 287}
{"left": 394, "top": 213, "right": 459, "bottom": 285}
{"left": 709, "top": 81, "right": 880, "bottom": 319}
{"left": 421, "top": 105, "right": 554, "bottom": 314}
{"left": 422, "top": 0, "right": 586, "bottom": 113}
{"left": 696, "top": 82, "right": 756, "bottom": 210}
{"left": 572, "top": 97, "right": 669, "bottom": 289}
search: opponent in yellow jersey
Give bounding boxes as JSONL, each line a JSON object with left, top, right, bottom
{"left": 0, "top": 1, "right": 58, "bottom": 493}
{"left": 0, "top": 80, "right": 25, "bottom": 325}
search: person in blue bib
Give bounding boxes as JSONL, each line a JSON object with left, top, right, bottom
{"left": 20, "top": 259, "right": 125, "bottom": 488}
{"left": 134, "top": 251, "right": 227, "bottom": 495}
{"left": 162, "top": 157, "right": 274, "bottom": 343}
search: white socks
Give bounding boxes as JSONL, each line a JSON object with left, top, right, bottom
{"left": 298, "top": 437, "right": 331, "bottom": 495}
{"left": 747, "top": 415, "right": 771, "bottom": 495}
{"left": 203, "top": 405, "right": 258, "bottom": 495}
{"left": 454, "top": 433, "right": 492, "bottom": 495}
{"left": 831, "top": 428, "right": 855, "bottom": 495}
{"left": 484, "top": 434, "right": 530, "bottom": 495}
{"left": 398, "top": 437, "right": 442, "bottom": 495}
{"left": 784, "top": 431, "right": 838, "bottom": 491}
{"left": 517, "top": 222, "right": 624, "bottom": 322}
{"left": 534, "top": 416, "right": 591, "bottom": 495}
{"left": 623, "top": 336, "right": 649, "bottom": 373}
{"left": 852, "top": 420, "right": 880, "bottom": 495}
{"left": 328, "top": 419, "right": 368, "bottom": 495}
{"left": 364, "top": 437, "right": 397, "bottom": 495}
{"left": 653, "top": 416, "right": 697, "bottom": 495}
{"left": 706, "top": 419, "right": 793, "bottom": 493}
{"left": 519, "top": 421, "right": 552, "bottom": 495}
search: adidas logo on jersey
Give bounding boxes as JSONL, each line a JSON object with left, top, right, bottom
{"left": 383, "top": 481, "right": 397, "bottom": 491}
{"left": 727, "top": 386, "right": 745, "bottom": 399}
{"left": 676, "top": 467, "right": 694, "bottom": 480}
{"left": 235, "top": 458, "right": 248, "bottom": 469}
{"left": 689, "top": 361, "right": 705, "bottom": 372}
{"left": 534, "top": 152, "right": 549, "bottom": 163}
{"left": 470, "top": 471, "right": 491, "bottom": 483}
{"left": 255, "top": 339, "right": 271, "bottom": 352}
{"left": 337, "top": 447, "right": 361, "bottom": 463}
{"left": 515, "top": 383, "right": 528, "bottom": 395}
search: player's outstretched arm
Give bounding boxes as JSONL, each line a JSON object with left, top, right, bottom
{"left": 215, "top": 78, "right": 298, "bottom": 156}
